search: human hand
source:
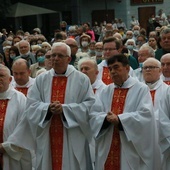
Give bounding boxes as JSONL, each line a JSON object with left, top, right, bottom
{"left": 106, "top": 111, "right": 119, "bottom": 126}
{"left": 49, "top": 101, "right": 63, "bottom": 114}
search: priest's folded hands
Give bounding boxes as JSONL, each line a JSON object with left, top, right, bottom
{"left": 106, "top": 111, "right": 119, "bottom": 126}
{"left": 49, "top": 101, "right": 63, "bottom": 114}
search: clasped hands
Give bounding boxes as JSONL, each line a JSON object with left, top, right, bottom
{"left": 106, "top": 111, "right": 119, "bottom": 126}
{"left": 49, "top": 101, "right": 63, "bottom": 115}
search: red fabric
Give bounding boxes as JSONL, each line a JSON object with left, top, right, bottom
{"left": 102, "top": 67, "right": 112, "bottom": 85}
{"left": 0, "top": 99, "right": 8, "bottom": 167}
{"left": 50, "top": 77, "right": 67, "bottom": 170}
{"left": 150, "top": 90, "right": 156, "bottom": 105}
{"left": 164, "top": 81, "right": 170, "bottom": 85}
{"left": 105, "top": 88, "right": 129, "bottom": 170}
{"left": 15, "top": 87, "right": 28, "bottom": 96}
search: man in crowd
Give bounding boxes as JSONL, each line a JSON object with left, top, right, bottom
{"left": 160, "top": 53, "right": 170, "bottom": 84}
{"left": 155, "top": 28, "right": 170, "bottom": 60}
{"left": 18, "top": 40, "right": 36, "bottom": 65}
{"left": 90, "top": 54, "right": 161, "bottom": 170}
{"left": 94, "top": 42, "right": 103, "bottom": 64}
{"left": 134, "top": 45, "right": 155, "bottom": 82}
{"left": 64, "top": 38, "right": 79, "bottom": 68}
{"left": 97, "top": 37, "right": 120, "bottom": 85}
{"left": 143, "top": 58, "right": 168, "bottom": 112}
{"left": 24, "top": 42, "right": 95, "bottom": 170}
{"left": 11, "top": 58, "right": 35, "bottom": 96}
{"left": 0, "top": 64, "right": 33, "bottom": 169}
{"left": 78, "top": 57, "right": 106, "bottom": 96}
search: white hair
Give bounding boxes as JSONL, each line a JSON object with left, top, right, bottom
{"left": 143, "top": 58, "right": 161, "bottom": 68}
{"left": 77, "top": 57, "right": 98, "bottom": 71}
{"left": 0, "top": 64, "right": 11, "bottom": 76}
{"left": 42, "top": 42, "right": 51, "bottom": 48}
{"left": 139, "top": 44, "right": 155, "bottom": 58}
{"left": 125, "top": 39, "right": 136, "bottom": 46}
{"left": 52, "top": 42, "right": 71, "bottom": 56}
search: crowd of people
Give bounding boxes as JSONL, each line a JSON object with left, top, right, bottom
{"left": 0, "top": 9, "right": 170, "bottom": 169}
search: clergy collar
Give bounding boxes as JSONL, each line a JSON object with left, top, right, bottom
{"left": 54, "top": 70, "right": 66, "bottom": 75}
{"left": 146, "top": 79, "right": 160, "bottom": 90}
{"left": 0, "top": 85, "right": 14, "bottom": 99}
{"left": 114, "top": 76, "right": 129, "bottom": 88}
{"left": 114, "top": 76, "right": 136, "bottom": 89}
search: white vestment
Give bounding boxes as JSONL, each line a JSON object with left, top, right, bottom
{"left": 160, "top": 74, "right": 170, "bottom": 81}
{"left": 90, "top": 76, "right": 161, "bottom": 170}
{"left": 0, "top": 86, "right": 33, "bottom": 170}
{"left": 92, "top": 79, "right": 106, "bottom": 97}
{"left": 11, "top": 77, "right": 35, "bottom": 89}
{"left": 158, "top": 86, "right": 170, "bottom": 170}
{"left": 134, "top": 67, "right": 144, "bottom": 82}
{"left": 23, "top": 65, "right": 95, "bottom": 170}
{"left": 147, "top": 79, "right": 169, "bottom": 113}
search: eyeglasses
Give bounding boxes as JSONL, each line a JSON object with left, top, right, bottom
{"left": 51, "top": 53, "right": 68, "bottom": 59}
{"left": 103, "top": 48, "right": 117, "bottom": 52}
{"left": 142, "top": 66, "right": 160, "bottom": 70}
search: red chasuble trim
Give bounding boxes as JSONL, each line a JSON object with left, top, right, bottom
{"left": 15, "top": 87, "right": 28, "bottom": 96}
{"left": 164, "top": 81, "right": 170, "bottom": 85}
{"left": 102, "top": 67, "right": 112, "bottom": 85}
{"left": 150, "top": 90, "right": 156, "bottom": 105}
{"left": 50, "top": 76, "right": 67, "bottom": 170}
{"left": 105, "top": 88, "right": 129, "bottom": 170}
{"left": 0, "top": 99, "right": 8, "bottom": 167}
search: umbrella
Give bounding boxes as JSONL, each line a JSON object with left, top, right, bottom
{"left": 6, "top": 2, "right": 57, "bottom": 17}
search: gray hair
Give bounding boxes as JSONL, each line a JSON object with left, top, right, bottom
{"left": 0, "top": 64, "right": 11, "bottom": 76}
{"left": 139, "top": 44, "right": 155, "bottom": 58}
{"left": 52, "top": 42, "right": 71, "bottom": 57}
{"left": 143, "top": 58, "right": 161, "bottom": 68}
{"left": 18, "top": 40, "right": 30, "bottom": 51}
{"left": 77, "top": 57, "right": 98, "bottom": 71}
{"left": 160, "top": 28, "right": 170, "bottom": 38}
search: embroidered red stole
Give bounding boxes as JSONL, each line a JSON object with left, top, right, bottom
{"left": 105, "top": 88, "right": 129, "bottom": 170}
{"left": 0, "top": 99, "right": 8, "bottom": 166}
{"left": 150, "top": 90, "right": 156, "bottom": 105}
{"left": 164, "top": 81, "right": 170, "bottom": 85}
{"left": 93, "top": 88, "right": 96, "bottom": 94}
{"left": 15, "top": 87, "right": 28, "bottom": 96}
{"left": 50, "top": 76, "right": 67, "bottom": 170}
{"left": 102, "top": 67, "right": 112, "bottom": 85}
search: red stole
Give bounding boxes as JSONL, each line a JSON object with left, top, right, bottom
{"left": 102, "top": 67, "right": 112, "bottom": 85}
{"left": 50, "top": 76, "right": 67, "bottom": 170}
{"left": 93, "top": 88, "right": 96, "bottom": 94}
{"left": 0, "top": 99, "right": 8, "bottom": 166}
{"left": 150, "top": 90, "right": 156, "bottom": 105}
{"left": 15, "top": 87, "right": 28, "bottom": 96}
{"left": 105, "top": 88, "right": 129, "bottom": 170}
{"left": 164, "top": 81, "right": 170, "bottom": 85}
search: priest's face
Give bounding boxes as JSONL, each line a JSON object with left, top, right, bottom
{"left": 51, "top": 45, "right": 71, "bottom": 74}
{"left": 80, "top": 60, "right": 98, "bottom": 84}
{"left": 108, "top": 61, "right": 130, "bottom": 86}
{"left": 161, "top": 55, "right": 170, "bottom": 78}
{"left": 12, "top": 62, "right": 30, "bottom": 86}
{"left": 0, "top": 68, "right": 11, "bottom": 93}
{"left": 142, "top": 60, "right": 161, "bottom": 83}
{"left": 103, "top": 41, "right": 119, "bottom": 60}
